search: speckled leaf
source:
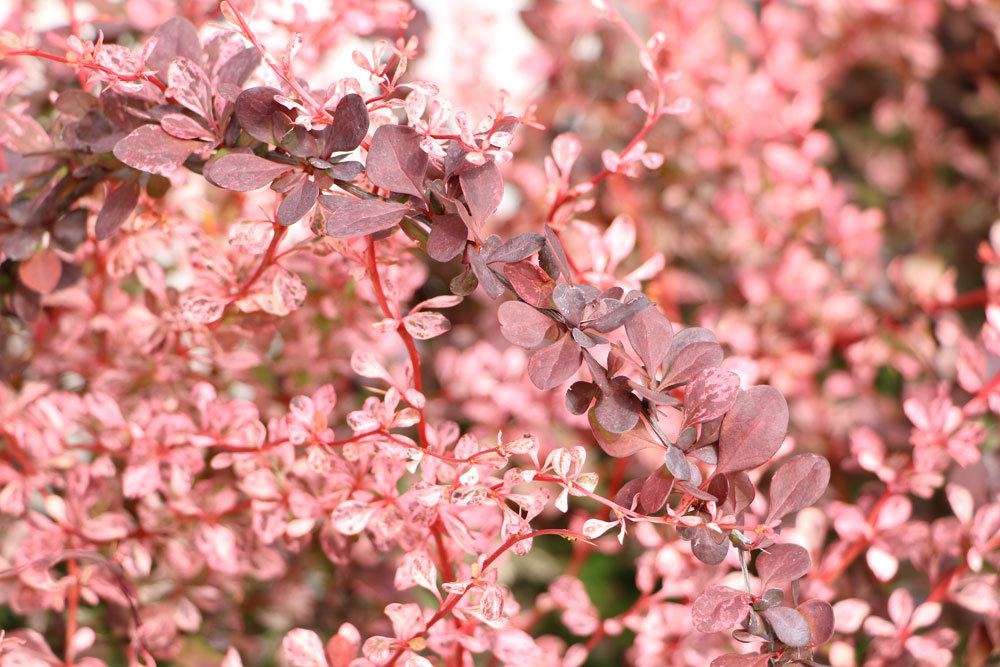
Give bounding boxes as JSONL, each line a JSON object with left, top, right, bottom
{"left": 114, "top": 125, "right": 200, "bottom": 176}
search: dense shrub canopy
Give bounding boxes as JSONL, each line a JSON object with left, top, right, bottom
{"left": 0, "top": 1, "right": 998, "bottom": 666}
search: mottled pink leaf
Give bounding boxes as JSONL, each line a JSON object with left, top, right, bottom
{"left": 684, "top": 367, "right": 740, "bottom": 427}
{"left": 710, "top": 655, "right": 773, "bottom": 667}
{"left": 204, "top": 153, "right": 292, "bottom": 192}
{"left": 366, "top": 124, "right": 428, "bottom": 198}
{"left": 765, "top": 453, "right": 830, "bottom": 524}
{"left": 318, "top": 195, "right": 407, "bottom": 238}
{"left": 403, "top": 311, "right": 451, "bottom": 340}
{"left": 503, "top": 261, "right": 555, "bottom": 308}
{"left": 761, "top": 607, "right": 811, "bottom": 647}
{"left": 527, "top": 334, "right": 582, "bottom": 390}
{"left": 166, "top": 57, "right": 212, "bottom": 119}
{"left": 282, "top": 628, "right": 329, "bottom": 667}
{"left": 692, "top": 586, "right": 751, "bottom": 633}
{"left": 589, "top": 410, "right": 658, "bottom": 458}
{"left": 756, "top": 543, "right": 811, "bottom": 588}
{"left": 160, "top": 113, "right": 212, "bottom": 140}
{"left": 661, "top": 337, "right": 724, "bottom": 387}
{"left": 95, "top": 181, "right": 140, "bottom": 241}
{"left": 716, "top": 385, "right": 789, "bottom": 475}
{"left": 498, "top": 300, "right": 554, "bottom": 348}
{"left": 114, "top": 124, "right": 201, "bottom": 176}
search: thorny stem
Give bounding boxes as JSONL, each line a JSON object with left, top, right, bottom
{"left": 383, "top": 529, "right": 589, "bottom": 667}
{"left": 6, "top": 49, "right": 169, "bottom": 92}
{"left": 364, "top": 236, "right": 430, "bottom": 449}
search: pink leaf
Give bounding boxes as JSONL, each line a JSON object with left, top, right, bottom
{"left": 691, "top": 586, "right": 751, "bottom": 633}
{"left": 18, "top": 249, "right": 62, "bottom": 295}
{"left": 204, "top": 153, "right": 292, "bottom": 192}
{"left": 166, "top": 57, "right": 212, "bottom": 119}
{"left": 114, "top": 124, "right": 201, "bottom": 176}
{"left": 625, "top": 305, "right": 673, "bottom": 374}
{"left": 589, "top": 410, "right": 658, "bottom": 458}
{"left": 683, "top": 367, "right": 740, "bottom": 427}
{"left": 282, "top": 628, "right": 330, "bottom": 667}
{"left": 765, "top": 453, "right": 830, "bottom": 523}
{"left": 756, "top": 543, "right": 811, "bottom": 588}
{"left": 716, "top": 385, "right": 789, "bottom": 475}
{"left": 498, "top": 300, "right": 554, "bottom": 348}
{"left": 761, "top": 607, "right": 811, "bottom": 647}
{"left": 798, "top": 599, "right": 835, "bottom": 646}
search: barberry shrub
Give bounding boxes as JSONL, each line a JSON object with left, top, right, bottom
{"left": 0, "top": 1, "right": 998, "bottom": 666}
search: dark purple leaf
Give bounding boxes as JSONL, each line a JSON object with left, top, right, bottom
{"left": 756, "top": 543, "right": 811, "bottom": 588}
{"left": 676, "top": 480, "right": 717, "bottom": 501}
{"left": 725, "top": 472, "right": 756, "bottom": 516}
{"left": 469, "top": 248, "right": 505, "bottom": 299}
{"left": 552, "top": 284, "right": 590, "bottom": 325}
{"left": 427, "top": 213, "right": 467, "bottom": 262}
{"left": 587, "top": 295, "right": 651, "bottom": 333}
{"left": 3, "top": 228, "right": 42, "bottom": 261}
{"left": 459, "top": 161, "right": 503, "bottom": 226}
{"left": 113, "top": 125, "right": 200, "bottom": 176}
{"left": 320, "top": 94, "right": 369, "bottom": 154}
{"left": 528, "top": 334, "right": 582, "bottom": 390}
{"left": 503, "top": 261, "right": 555, "bottom": 308}
{"left": 498, "top": 301, "right": 553, "bottom": 348}
{"left": 235, "top": 87, "right": 293, "bottom": 145}
{"left": 217, "top": 47, "right": 260, "bottom": 88}
{"left": 625, "top": 304, "right": 673, "bottom": 374}
{"left": 664, "top": 445, "right": 691, "bottom": 480}
{"left": 765, "top": 454, "right": 830, "bottom": 524}
{"left": 366, "top": 124, "right": 428, "bottom": 198}
{"left": 148, "top": 17, "right": 203, "bottom": 78}
{"left": 486, "top": 232, "right": 544, "bottom": 264}
{"left": 692, "top": 586, "right": 752, "bottom": 633}
{"left": 204, "top": 153, "right": 292, "bottom": 192}
{"left": 761, "top": 607, "right": 811, "bottom": 647}
{"left": 326, "top": 160, "right": 365, "bottom": 180}
{"left": 566, "top": 381, "right": 599, "bottom": 415}
{"left": 542, "top": 224, "right": 572, "bottom": 280}
{"left": 318, "top": 195, "right": 407, "bottom": 238}
{"left": 95, "top": 181, "right": 140, "bottom": 240}
{"left": 277, "top": 180, "right": 319, "bottom": 226}
{"left": 692, "top": 531, "right": 730, "bottom": 565}
{"left": 684, "top": 367, "right": 741, "bottom": 427}
{"left": 589, "top": 410, "right": 659, "bottom": 458}
{"left": 715, "top": 386, "right": 789, "bottom": 475}
{"left": 53, "top": 210, "right": 88, "bottom": 252}
{"left": 614, "top": 478, "right": 644, "bottom": 509}
{"left": 797, "top": 599, "right": 835, "bottom": 646}
{"left": 594, "top": 380, "right": 641, "bottom": 433}
{"left": 639, "top": 470, "right": 673, "bottom": 513}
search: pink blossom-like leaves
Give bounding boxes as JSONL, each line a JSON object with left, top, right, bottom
{"left": 683, "top": 367, "right": 740, "bottom": 427}
{"left": 528, "top": 334, "right": 581, "bottom": 390}
{"left": 756, "top": 543, "right": 811, "bottom": 588}
{"left": 765, "top": 453, "right": 830, "bottom": 524}
{"left": 114, "top": 124, "right": 201, "bottom": 176}
{"left": 692, "top": 586, "right": 751, "bottom": 633}
{"left": 715, "top": 385, "right": 789, "bottom": 475}
{"left": 95, "top": 181, "right": 140, "bottom": 241}
{"left": 319, "top": 195, "right": 407, "bottom": 238}
{"left": 204, "top": 154, "right": 292, "bottom": 192}
{"left": 366, "top": 124, "right": 428, "bottom": 198}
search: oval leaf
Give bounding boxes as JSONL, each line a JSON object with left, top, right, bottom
{"left": 766, "top": 453, "right": 830, "bottom": 524}
{"left": 204, "top": 153, "right": 291, "bottom": 192}
{"left": 716, "top": 385, "right": 789, "bottom": 475}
